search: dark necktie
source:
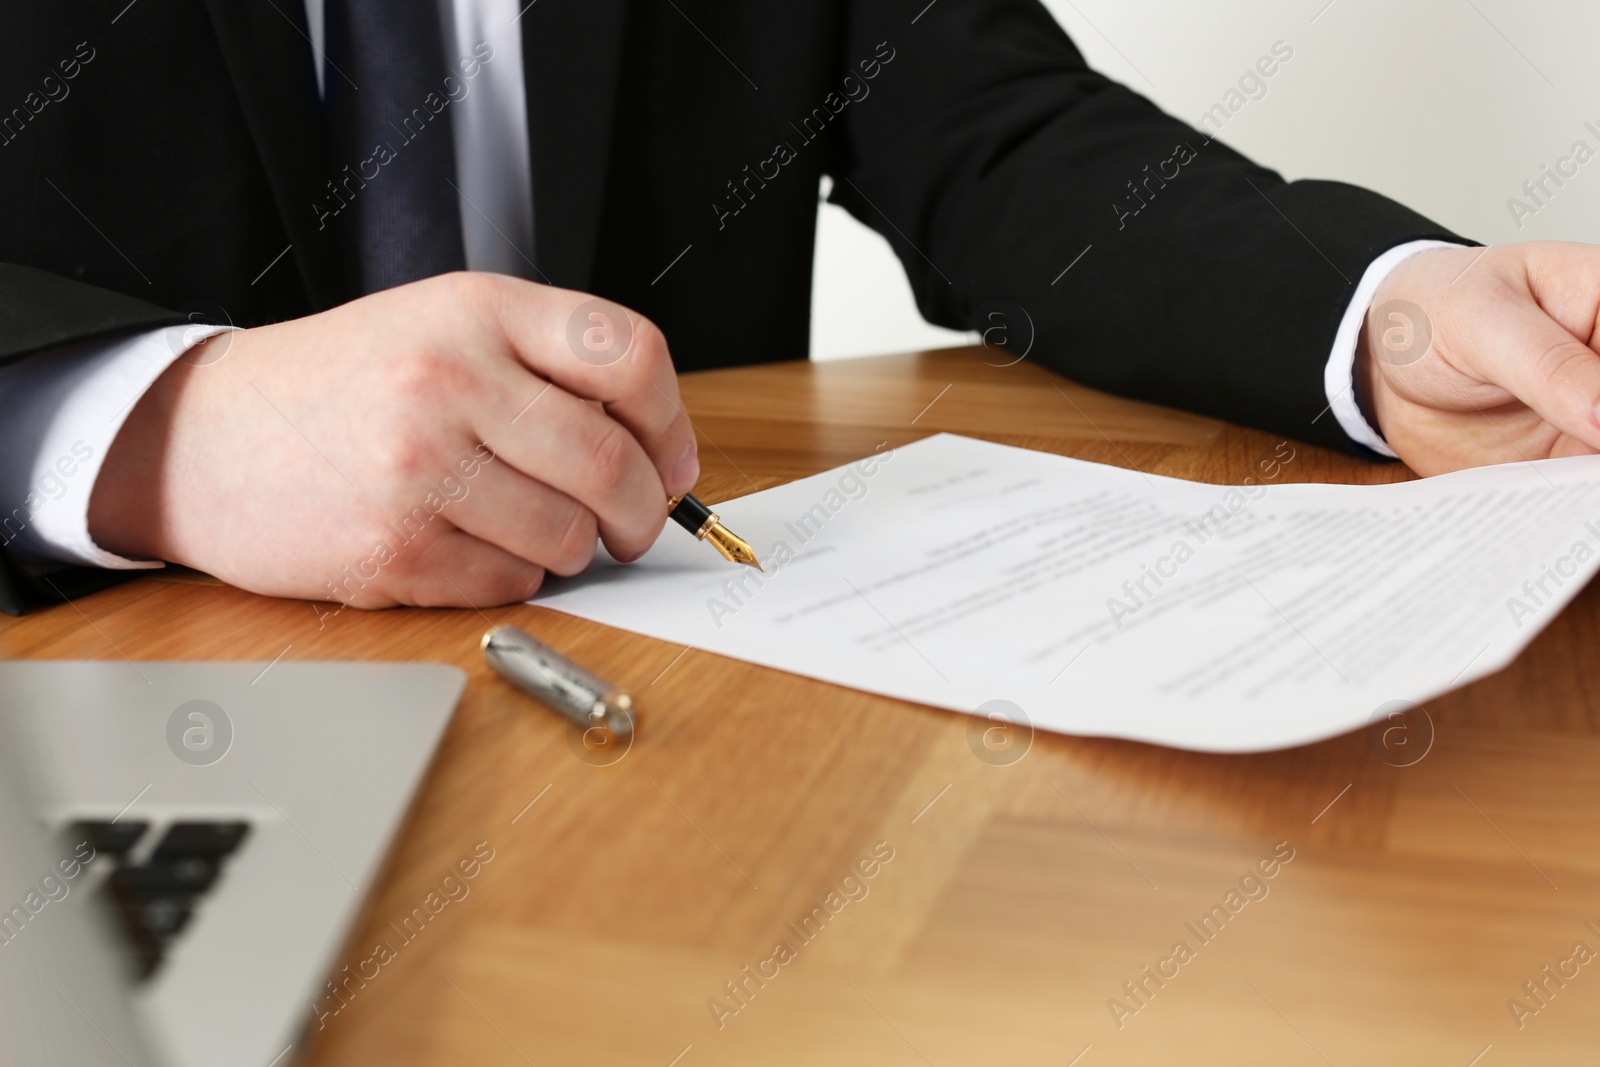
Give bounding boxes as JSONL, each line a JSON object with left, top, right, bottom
{"left": 322, "top": 0, "right": 467, "bottom": 295}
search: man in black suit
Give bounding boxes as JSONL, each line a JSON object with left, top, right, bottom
{"left": 2, "top": 0, "right": 1597, "bottom": 614}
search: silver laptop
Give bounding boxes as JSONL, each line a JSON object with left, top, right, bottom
{"left": 0, "top": 660, "right": 464, "bottom": 1067}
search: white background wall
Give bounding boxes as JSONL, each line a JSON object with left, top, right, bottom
{"left": 809, "top": 0, "right": 1600, "bottom": 360}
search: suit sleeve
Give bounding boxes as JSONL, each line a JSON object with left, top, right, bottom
{"left": 829, "top": 1, "right": 1469, "bottom": 452}
{"left": 0, "top": 265, "right": 188, "bottom": 364}
{"left": 0, "top": 266, "right": 187, "bottom": 613}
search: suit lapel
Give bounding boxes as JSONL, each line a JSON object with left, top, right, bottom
{"left": 201, "top": 0, "right": 344, "bottom": 309}
{"left": 521, "top": 0, "right": 628, "bottom": 291}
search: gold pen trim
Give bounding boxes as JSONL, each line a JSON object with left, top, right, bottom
{"left": 667, "top": 495, "right": 762, "bottom": 570}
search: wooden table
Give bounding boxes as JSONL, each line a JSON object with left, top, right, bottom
{"left": 5, "top": 348, "right": 1598, "bottom": 1065}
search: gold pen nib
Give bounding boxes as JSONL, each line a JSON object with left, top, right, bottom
{"left": 703, "top": 519, "right": 763, "bottom": 571}
{"left": 668, "top": 493, "right": 762, "bottom": 570}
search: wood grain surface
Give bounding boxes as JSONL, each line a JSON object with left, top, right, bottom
{"left": 4, "top": 347, "right": 1597, "bottom": 1066}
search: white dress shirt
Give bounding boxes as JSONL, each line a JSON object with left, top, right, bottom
{"left": 0, "top": 2, "right": 1456, "bottom": 571}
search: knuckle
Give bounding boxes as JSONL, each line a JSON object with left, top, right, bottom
{"left": 512, "top": 564, "right": 547, "bottom": 603}
{"left": 394, "top": 344, "right": 475, "bottom": 402}
{"left": 619, "top": 314, "right": 671, "bottom": 384}
{"left": 377, "top": 526, "right": 434, "bottom": 581}
{"left": 550, "top": 505, "right": 598, "bottom": 575}
{"left": 369, "top": 434, "right": 439, "bottom": 487}
{"left": 1535, "top": 339, "right": 1595, "bottom": 390}
{"left": 629, "top": 313, "right": 668, "bottom": 362}
{"left": 586, "top": 419, "right": 637, "bottom": 492}
{"left": 432, "top": 270, "right": 493, "bottom": 311}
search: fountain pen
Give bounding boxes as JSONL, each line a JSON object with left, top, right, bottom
{"left": 667, "top": 493, "right": 762, "bottom": 570}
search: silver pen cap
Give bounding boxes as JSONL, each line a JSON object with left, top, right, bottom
{"left": 481, "top": 625, "right": 635, "bottom": 736}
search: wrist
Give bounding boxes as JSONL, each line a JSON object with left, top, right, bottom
{"left": 1354, "top": 248, "right": 1450, "bottom": 453}
{"left": 1354, "top": 314, "right": 1383, "bottom": 444}
{"left": 86, "top": 351, "right": 202, "bottom": 562}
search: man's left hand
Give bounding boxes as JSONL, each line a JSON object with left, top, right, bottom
{"left": 1360, "top": 241, "right": 1600, "bottom": 475}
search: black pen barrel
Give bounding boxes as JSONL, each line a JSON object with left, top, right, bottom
{"left": 669, "top": 493, "right": 714, "bottom": 535}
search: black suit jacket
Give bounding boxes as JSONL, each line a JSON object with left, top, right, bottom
{"left": 0, "top": 0, "right": 1464, "bottom": 613}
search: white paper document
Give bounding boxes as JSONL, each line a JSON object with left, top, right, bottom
{"left": 536, "top": 434, "right": 1600, "bottom": 751}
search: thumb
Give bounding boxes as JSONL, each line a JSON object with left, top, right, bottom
{"left": 1457, "top": 296, "right": 1600, "bottom": 451}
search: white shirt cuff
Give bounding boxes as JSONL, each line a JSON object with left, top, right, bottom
{"left": 1323, "top": 239, "right": 1465, "bottom": 458}
{"left": 0, "top": 324, "right": 228, "bottom": 570}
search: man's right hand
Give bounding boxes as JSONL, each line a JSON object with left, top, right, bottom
{"left": 87, "top": 272, "right": 700, "bottom": 607}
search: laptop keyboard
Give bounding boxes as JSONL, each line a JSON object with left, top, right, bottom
{"left": 70, "top": 819, "right": 251, "bottom": 980}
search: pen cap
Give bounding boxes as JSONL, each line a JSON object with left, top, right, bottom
{"left": 481, "top": 626, "right": 634, "bottom": 735}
